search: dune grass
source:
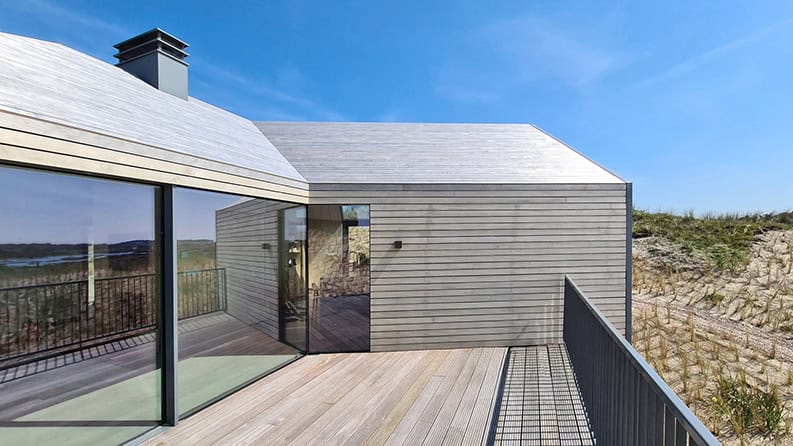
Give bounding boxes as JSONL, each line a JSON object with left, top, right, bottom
{"left": 633, "top": 210, "right": 793, "bottom": 269}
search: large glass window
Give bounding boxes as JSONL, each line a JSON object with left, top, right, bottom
{"left": 0, "top": 165, "right": 161, "bottom": 445}
{"left": 307, "top": 204, "right": 370, "bottom": 352}
{"left": 174, "top": 188, "right": 304, "bottom": 417}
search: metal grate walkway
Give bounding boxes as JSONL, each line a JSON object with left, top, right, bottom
{"left": 493, "top": 344, "right": 595, "bottom": 445}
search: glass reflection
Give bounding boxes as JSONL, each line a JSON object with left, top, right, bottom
{"left": 0, "top": 165, "right": 161, "bottom": 445}
{"left": 174, "top": 188, "right": 304, "bottom": 417}
{"left": 308, "top": 204, "right": 370, "bottom": 352}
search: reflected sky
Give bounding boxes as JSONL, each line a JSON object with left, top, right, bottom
{"left": 174, "top": 188, "right": 251, "bottom": 241}
{"left": 0, "top": 166, "right": 156, "bottom": 244}
{"left": 0, "top": 166, "right": 290, "bottom": 245}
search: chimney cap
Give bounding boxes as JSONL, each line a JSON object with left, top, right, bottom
{"left": 114, "top": 28, "right": 189, "bottom": 65}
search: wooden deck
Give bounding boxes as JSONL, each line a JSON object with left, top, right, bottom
{"left": 146, "top": 347, "right": 507, "bottom": 446}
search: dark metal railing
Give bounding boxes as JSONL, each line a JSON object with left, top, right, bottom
{"left": 177, "top": 268, "right": 227, "bottom": 320}
{"left": 0, "top": 268, "right": 226, "bottom": 367}
{"left": 563, "top": 276, "right": 720, "bottom": 446}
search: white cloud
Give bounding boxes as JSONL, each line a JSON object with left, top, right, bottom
{"left": 375, "top": 109, "right": 403, "bottom": 122}
{"left": 434, "top": 14, "right": 623, "bottom": 104}
{"left": 0, "top": 0, "right": 129, "bottom": 54}
{"left": 13, "top": 0, "right": 128, "bottom": 35}
{"left": 632, "top": 16, "right": 793, "bottom": 89}
{"left": 482, "top": 16, "right": 620, "bottom": 87}
{"left": 192, "top": 59, "right": 346, "bottom": 121}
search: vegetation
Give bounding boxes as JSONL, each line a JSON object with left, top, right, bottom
{"left": 703, "top": 292, "right": 726, "bottom": 308}
{"left": 633, "top": 210, "right": 793, "bottom": 269}
{"left": 634, "top": 303, "right": 791, "bottom": 445}
{"left": 712, "top": 375, "right": 785, "bottom": 438}
{"left": 176, "top": 239, "right": 216, "bottom": 271}
{"left": 634, "top": 210, "right": 793, "bottom": 444}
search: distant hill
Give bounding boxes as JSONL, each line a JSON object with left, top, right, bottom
{"left": 0, "top": 240, "right": 154, "bottom": 260}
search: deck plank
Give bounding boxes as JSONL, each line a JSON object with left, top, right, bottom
{"left": 147, "top": 348, "right": 506, "bottom": 446}
{"left": 398, "top": 348, "right": 479, "bottom": 445}
{"left": 427, "top": 349, "right": 487, "bottom": 445}
{"left": 356, "top": 350, "right": 450, "bottom": 446}
{"left": 461, "top": 348, "right": 507, "bottom": 446}
{"left": 265, "top": 352, "right": 403, "bottom": 445}
{"left": 442, "top": 348, "right": 496, "bottom": 446}
{"left": 299, "top": 351, "right": 429, "bottom": 445}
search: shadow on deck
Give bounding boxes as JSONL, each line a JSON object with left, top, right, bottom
{"left": 146, "top": 345, "right": 594, "bottom": 445}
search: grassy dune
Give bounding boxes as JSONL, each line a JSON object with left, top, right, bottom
{"left": 633, "top": 210, "right": 793, "bottom": 445}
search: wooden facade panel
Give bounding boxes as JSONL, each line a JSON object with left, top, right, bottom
{"left": 310, "top": 183, "right": 628, "bottom": 351}
{"left": 310, "top": 182, "right": 626, "bottom": 191}
{"left": 369, "top": 330, "right": 563, "bottom": 350}
{"left": 364, "top": 202, "right": 626, "bottom": 210}
{"left": 0, "top": 114, "right": 310, "bottom": 203}
{"left": 308, "top": 189, "right": 627, "bottom": 198}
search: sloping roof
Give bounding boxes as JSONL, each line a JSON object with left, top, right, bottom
{"left": 0, "top": 32, "right": 623, "bottom": 187}
{"left": 0, "top": 32, "right": 305, "bottom": 183}
{"left": 255, "top": 122, "right": 623, "bottom": 184}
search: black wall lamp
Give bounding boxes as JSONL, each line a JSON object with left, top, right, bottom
{"left": 393, "top": 240, "right": 402, "bottom": 249}
{"left": 261, "top": 243, "right": 271, "bottom": 250}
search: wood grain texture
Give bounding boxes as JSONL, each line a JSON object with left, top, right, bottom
{"left": 144, "top": 347, "right": 507, "bottom": 446}
{"left": 256, "top": 122, "right": 624, "bottom": 184}
{"left": 0, "top": 33, "right": 305, "bottom": 182}
{"left": 306, "top": 184, "right": 628, "bottom": 350}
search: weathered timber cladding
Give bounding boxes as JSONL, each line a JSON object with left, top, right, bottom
{"left": 310, "top": 183, "right": 628, "bottom": 352}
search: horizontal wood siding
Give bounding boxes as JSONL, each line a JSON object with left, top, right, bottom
{"left": 0, "top": 111, "right": 309, "bottom": 203}
{"left": 216, "top": 200, "right": 294, "bottom": 339}
{"left": 310, "top": 183, "right": 628, "bottom": 352}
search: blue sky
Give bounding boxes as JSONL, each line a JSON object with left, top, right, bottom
{"left": 1, "top": 0, "right": 792, "bottom": 213}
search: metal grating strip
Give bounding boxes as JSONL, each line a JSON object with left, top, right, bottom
{"left": 493, "top": 345, "right": 594, "bottom": 445}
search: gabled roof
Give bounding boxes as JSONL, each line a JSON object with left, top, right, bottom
{"left": 0, "top": 31, "right": 623, "bottom": 188}
{"left": 0, "top": 32, "right": 305, "bottom": 183}
{"left": 255, "top": 122, "right": 624, "bottom": 184}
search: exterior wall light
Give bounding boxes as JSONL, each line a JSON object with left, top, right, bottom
{"left": 393, "top": 240, "right": 402, "bottom": 249}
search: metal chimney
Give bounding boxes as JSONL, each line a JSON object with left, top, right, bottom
{"left": 114, "top": 28, "right": 189, "bottom": 99}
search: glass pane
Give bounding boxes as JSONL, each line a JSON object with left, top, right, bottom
{"left": 308, "top": 204, "right": 370, "bottom": 352}
{"left": 279, "top": 206, "right": 307, "bottom": 349}
{"left": 0, "top": 165, "right": 161, "bottom": 445}
{"left": 174, "top": 188, "right": 303, "bottom": 417}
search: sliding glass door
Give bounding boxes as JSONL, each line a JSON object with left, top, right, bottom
{"left": 0, "top": 165, "right": 162, "bottom": 446}
{"left": 0, "top": 164, "right": 312, "bottom": 445}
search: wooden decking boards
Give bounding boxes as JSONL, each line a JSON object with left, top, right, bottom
{"left": 145, "top": 348, "right": 507, "bottom": 446}
{"left": 2, "top": 325, "right": 596, "bottom": 445}
{"left": 146, "top": 345, "right": 596, "bottom": 446}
